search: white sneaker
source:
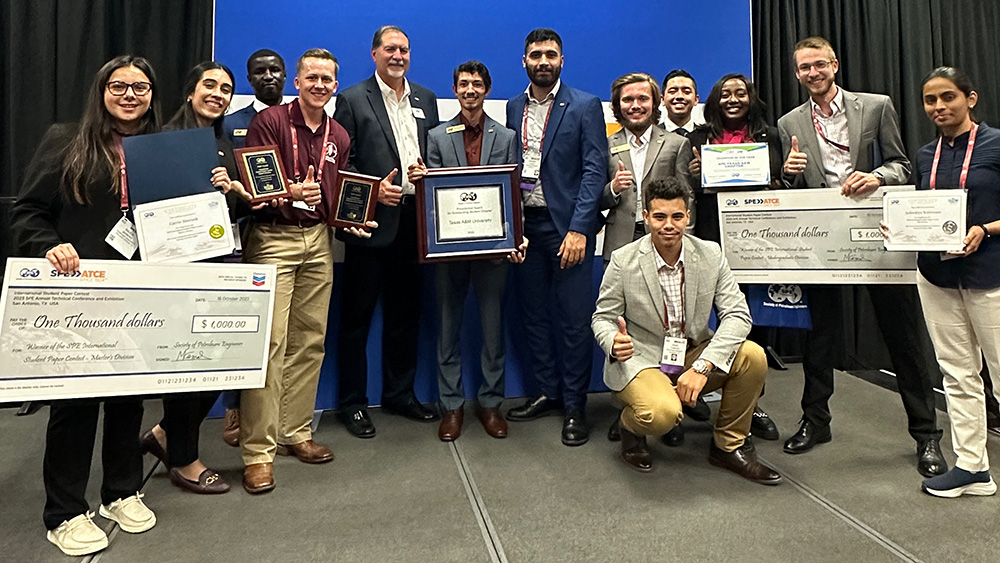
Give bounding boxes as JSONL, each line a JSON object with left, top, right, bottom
{"left": 46, "top": 512, "right": 109, "bottom": 556}
{"left": 99, "top": 493, "right": 156, "bottom": 533}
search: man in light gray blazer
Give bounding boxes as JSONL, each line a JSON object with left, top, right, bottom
{"left": 592, "top": 176, "right": 779, "bottom": 484}
{"left": 419, "top": 61, "right": 522, "bottom": 442}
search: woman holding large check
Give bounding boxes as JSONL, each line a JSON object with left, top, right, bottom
{"left": 912, "top": 67, "right": 1000, "bottom": 499}
{"left": 11, "top": 55, "right": 162, "bottom": 556}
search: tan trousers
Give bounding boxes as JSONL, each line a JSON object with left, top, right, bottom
{"left": 614, "top": 340, "right": 767, "bottom": 451}
{"left": 240, "top": 223, "right": 333, "bottom": 465}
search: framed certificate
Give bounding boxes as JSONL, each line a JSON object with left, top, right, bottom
{"left": 415, "top": 164, "right": 523, "bottom": 262}
{"left": 233, "top": 145, "right": 291, "bottom": 204}
{"left": 330, "top": 170, "right": 379, "bottom": 229}
{"left": 701, "top": 142, "right": 771, "bottom": 188}
{"left": 883, "top": 189, "right": 967, "bottom": 252}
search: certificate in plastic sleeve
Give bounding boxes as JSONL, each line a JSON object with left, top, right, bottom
{"left": 883, "top": 189, "right": 967, "bottom": 252}
{"left": 134, "top": 191, "right": 235, "bottom": 263}
{"left": 701, "top": 142, "right": 771, "bottom": 188}
{"left": 0, "top": 259, "right": 275, "bottom": 402}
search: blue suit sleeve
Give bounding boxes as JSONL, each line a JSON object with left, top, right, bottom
{"left": 568, "top": 95, "right": 609, "bottom": 235}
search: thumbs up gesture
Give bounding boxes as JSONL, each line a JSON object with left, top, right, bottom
{"left": 688, "top": 146, "right": 701, "bottom": 176}
{"left": 288, "top": 164, "right": 322, "bottom": 206}
{"left": 783, "top": 135, "right": 808, "bottom": 175}
{"left": 378, "top": 168, "right": 402, "bottom": 206}
{"left": 611, "top": 160, "right": 634, "bottom": 195}
{"left": 612, "top": 315, "right": 634, "bottom": 361}
{"left": 407, "top": 156, "right": 427, "bottom": 183}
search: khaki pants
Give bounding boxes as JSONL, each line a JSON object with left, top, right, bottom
{"left": 240, "top": 223, "right": 333, "bottom": 465}
{"left": 614, "top": 340, "right": 767, "bottom": 451}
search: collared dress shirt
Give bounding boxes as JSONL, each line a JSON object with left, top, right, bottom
{"left": 522, "top": 80, "right": 561, "bottom": 208}
{"left": 654, "top": 244, "right": 686, "bottom": 339}
{"left": 460, "top": 112, "right": 485, "bottom": 166}
{"left": 376, "top": 73, "right": 422, "bottom": 195}
{"left": 811, "top": 86, "right": 852, "bottom": 189}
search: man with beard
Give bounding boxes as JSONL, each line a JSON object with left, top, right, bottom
{"left": 504, "top": 28, "right": 607, "bottom": 446}
{"left": 778, "top": 36, "right": 946, "bottom": 478}
{"left": 660, "top": 69, "right": 703, "bottom": 137}
{"left": 224, "top": 49, "right": 286, "bottom": 148}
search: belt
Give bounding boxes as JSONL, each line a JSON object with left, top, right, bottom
{"left": 400, "top": 194, "right": 415, "bottom": 205}
{"left": 260, "top": 216, "right": 322, "bottom": 228}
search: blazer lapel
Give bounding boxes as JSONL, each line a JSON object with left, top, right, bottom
{"left": 611, "top": 130, "right": 634, "bottom": 174}
{"left": 844, "top": 90, "right": 863, "bottom": 169}
{"left": 541, "top": 90, "right": 569, "bottom": 164}
{"left": 365, "top": 77, "right": 399, "bottom": 163}
{"left": 411, "top": 91, "right": 431, "bottom": 153}
{"left": 481, "top": 120, "right": 498, "bottom": 165}
{"left": 682, "top": 237, "right": 698, "bottom": 333}
{"left": 644, "top": 127, "right": 667, "bottom": 178}
{"left": 795, "top": 103, "right": 824, "bottom": 185}
{"left": 448, "top": 119, "right": 469, "bottom": 167}
{"left": 638, "top": 238, "right": 665, "bottom": 327}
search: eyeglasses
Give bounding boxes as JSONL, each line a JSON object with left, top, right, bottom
{"left": 797, "top": 60, "right": 834, "bottom": 74}
{"left": 106, "top": 81, "right": 152, "bottom": 96}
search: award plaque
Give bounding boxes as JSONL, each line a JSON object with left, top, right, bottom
{"left": 330, "top": 170, "right": 379, "bottom": 229}
{"left": 415, "top": 164, "right": 523, "bottom": 263}
{"left": 233, "top": 145, "right": 291, "bottom": 204}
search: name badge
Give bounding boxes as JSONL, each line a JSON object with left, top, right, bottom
{"left": 106, "top": 215, "right": 138, "bottom": 259}
{"left": 412, "top": 107, "right": 426, "bottom": 119}
{"left": 522, "top": 151, "right": 541, "bottom": 182}
{"left": 610, "top": 144, "right": 630, "bottom": 154}
{"left": 659, "top": 336, "right": 687, "bottom": 375}
{"left": 446, "top": 124, "right": 466, "bottom": 134}
{"left": 234, "top": 129, "right": 247, "bottom": 137}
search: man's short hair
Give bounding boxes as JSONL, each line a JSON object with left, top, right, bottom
{"left": 297, "top": 48, "right": 339, "bottom": 77}
{"left": 247, "top": 49, "right": 284, "bottom": 73}
{"left": 453, "top": 60, "right": 492, "bottom": 92}
{"left": 644, "top": 176, "right": 692, "bottom": 211}
{"left": 372, "top": 25, "right": 408, "bottom": 50}
{"left": 524, "top": 28, "right": 562, "bottom": 54}
{"left": 661, "top": 69, "right": 696, "bottom": 95}
{"left": 610, "top": 73, "right": 661, "bottom": 125}
{"left": 793, "top": 36, "right": 837, "bottom": 64}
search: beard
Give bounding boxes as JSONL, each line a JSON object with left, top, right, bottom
{"left": 527, "top": 64, "right": 561, "bottom": 89}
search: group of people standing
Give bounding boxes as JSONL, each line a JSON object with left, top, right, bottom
{"left": 11, "top": 25, "right": 1000, "bottom": 558}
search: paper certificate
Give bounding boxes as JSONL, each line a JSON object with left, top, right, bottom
{"left": 718, "top": 187, "right": 917, "bottom": 284}
{"left": 883, "top": 189, "right": 967, "bottom": 252}
{"left": 434, "top": 185, "right": 505, "bottom": 242}
{"left": 701, "top": 142, "right": 771, "bottom": 188}
{"left": 134, "top": 191, "right": 234, "bottom": 263}
{"left": 0, "top": 259, "right": 275, "bottom": 402}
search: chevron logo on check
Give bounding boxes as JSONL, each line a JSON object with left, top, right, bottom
{"left": 252, "top": 273, "right": 266, "bottom": 286}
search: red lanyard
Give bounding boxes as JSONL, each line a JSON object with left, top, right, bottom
{"left": 113, "top": 138, "right": 129, "bottom": 211}
{"left": 662, "top": 264, "right": 686, "bottom": 336}
{"left": 521, "top": 94, "right": 555, "bottom": 154}
{"left": 811, "top": 104, "right": 850, "bottom": 153}
{"left": 288, "top": 103, "right": 331, "bottom": 185}
{"left": 930, "top": 122, "right": 978, "bottom": 190}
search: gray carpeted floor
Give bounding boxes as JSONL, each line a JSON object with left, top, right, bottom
{"left": 2, "top": 366, "right": 997, "bottom": 562}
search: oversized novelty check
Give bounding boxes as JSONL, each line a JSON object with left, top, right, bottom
{"left": 0, "top": 259, "right": 275, "bottom": 402}
{"left": 718, "top": 187, "right": 917, "bottom": 284}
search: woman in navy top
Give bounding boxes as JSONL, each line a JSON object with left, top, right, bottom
{"left": 913, "top": 67, "right": 1000, "bottom": 499}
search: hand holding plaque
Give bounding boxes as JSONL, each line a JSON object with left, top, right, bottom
{"left": 234, "top": 145, "right": 292, "bottom": 204}
{"left": 330, "top": 170, "right": 379, "bottom": 229}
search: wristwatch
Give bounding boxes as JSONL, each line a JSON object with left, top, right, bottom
{"left": 691, "top": 359, "right": 712, "bottom": 375}
{"left": 978, "top": 224, "right": 991, "bottom": 238}
{"left": 873, "top": 171, "right": 885, "bottom": 186}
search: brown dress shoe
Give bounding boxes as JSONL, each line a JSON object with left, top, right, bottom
{"left": 439, "top": 409, "right": 464, "bottom": 441}
{"left": 222, "top": 408, "right": 240, "bottom": 448}
{"left": 476, "top": 406, "right": 508, "bottom": 438}
{"left": 620, "top": 428, "right": 652, "bottom": 472}
{"left": 276, "top": 439, "right": 334, "bottom": 464}
{"left": 243, "top": 462, "right": 275, "bottom": 494}
{"left": 708, "top": 440, "right": 782, "bottom": 485}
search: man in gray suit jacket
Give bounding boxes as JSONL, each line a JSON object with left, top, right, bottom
{"left": 776, "top": 37, "right": 945, "bottom": 478}
{"left": 418, "top": 61, "right": 522, "bottom": 442}
{"left": 592, "top": 176, "right": 779, "bottom": 484}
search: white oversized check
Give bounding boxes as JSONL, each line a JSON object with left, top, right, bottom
{"left": 883, "top": 189, "right": 967, "bottom": 252}
{"left": 0, "top": 259, "right": 275, "bottom": 402}
{"left": 134, "top": 191, "right": 235, "bottom": 263}
{"left": 718, "top": 187, "right": 917, "bottom": 284}
{"left": 701, "top": 142, "right": 771, "bottom": 188}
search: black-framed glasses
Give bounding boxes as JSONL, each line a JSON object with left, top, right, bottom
{"left": 796, "top": 60, "right": 834, "bottom": 74}
{"left": 106, "top": 81, "right": 152, "bottom": 96}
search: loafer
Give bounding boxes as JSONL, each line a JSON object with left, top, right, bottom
{"left": 438, "top": 409, "right": 464, "bottom": 441}
{"left": 684, "top": 397, "right": 711, "bottom": 422}
{"left": 99, "top": 493, "right": 156, "bottom": 533}
{"left": 922, "top": 467, "right": 997, "bottom": 498}
{"left": 276, "top": 439, "right": 334, "bottom": 464}
{"left": 751, "top": 406, "right": 780, "bottom": 441}
{"left": 917, "top": 438, "right": 948, "bottom": 477}
{"left": 222, "top": 408, "right": 240, "bottom": 447}
{"left": 47, "top": 512, "right": 108, "bottom": 556}
{"left": 338, "top": 409, "right": 376, "bottom": 438}
{"left": 709, "top": 440, "right": 782, "bottom": 485}
{"left": 620, "top": 428, "right": 652, "bottom": 472}
{"left": 140, "top": 429, "right": 169, "bottom": 467}
{"left": 242, "top": 462, "right": 275, "bottom": 494}
{"left": 383, "top": 398, "right": 440, "bottom": 422}
{"left": 506, "top": 395, "right": 563, "bottom": 421}
{"left": 561, "top": 410, "right": 589, "bottom": 446}
{"left": 168, "top": 467, "right": 230, "bottom": 494}
{"left": 661, "top": 423, "right": 685, "bottom": 447}
{"left": 608, "top": 414, "right": 622, "bottom": 442}
{"left": 783, "top": 419, "right": 831, "bottom": 454}
{"left": 476, "top": 406, "right": 508, "bottom": 438}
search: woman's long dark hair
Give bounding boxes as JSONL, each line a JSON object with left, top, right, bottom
{"left": 166, "top": 61, "right": 236, "bottom": 137}
{"left": 62, "top": 55, "right": 161, "bottom": 204}
{"left": 703, "top": 73, "right": 770, "bottom": 141}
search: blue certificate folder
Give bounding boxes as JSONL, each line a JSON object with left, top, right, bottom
{"left": 123, "top": 127, "right": 219, "bottom": 205}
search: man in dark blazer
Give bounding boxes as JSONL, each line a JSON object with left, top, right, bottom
{"left": 504, "top": 28, "right": 608, "bottom": 446}
{"left": 777, "top": 36, "right": 945, "bottom": 478}
{"left": 224, "top": 49, "right": 286, "bottom": 149}
{"left": 333, "top": 25, "right": 440, "bottom": 438}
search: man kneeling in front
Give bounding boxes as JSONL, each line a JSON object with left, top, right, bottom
{"left": 592, "top": 176, "right": 781, "bottom": 484}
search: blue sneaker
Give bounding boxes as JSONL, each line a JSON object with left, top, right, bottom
{"left": 921, "top": 467, "right": 997, "bottom": 498}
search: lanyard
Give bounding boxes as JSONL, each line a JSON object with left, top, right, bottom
{"left": 811, "top": 104, "right": 850, "bottom": 153}
{"left": 288, "top": 103, "right": 331, "bottom": 185}
{"left": 521, "top": 95, "right": 556, "bottom": 154}
{"left": 662, "top": 264, "right": 686, "bottom": 336}
{"left": 113, "top": 138, "right": 129, "bottom": 212}
{"left": 930, "top": 122, "right": 978, "bottom": 190}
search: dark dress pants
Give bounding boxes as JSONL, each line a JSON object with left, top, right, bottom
{"left": 516, "top": 208, "right": 594, "bottom": 412}
{"left": 338, "top": 201, "right": 422, "bottom": 412}
{"left": 159, "top": 391, "right": 221, "bottom": 467}
{"left": 802, "top": 285, "right": 941, "bottom": 441}
{"left": 43, "top": 398, "right": 144, "bottom": 529}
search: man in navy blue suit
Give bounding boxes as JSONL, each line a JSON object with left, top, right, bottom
{"left": 504, "top": 28, "right": 608, "bottom": 446}
{"left": 223, "top": 49, "right": 286, "bottom": 148}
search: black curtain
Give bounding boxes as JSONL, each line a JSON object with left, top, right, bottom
{"left": 0, "top": 0, "right": 214, "bottom": 265}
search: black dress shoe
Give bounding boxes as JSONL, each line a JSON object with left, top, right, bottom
{"left": 660, "top": 423, "right": 685, "bottom": 447}
{"left": 620, "top": 428, "right": 652, "bottom": 472}
{"left": 383, "top": 398, "right": 439, "bottom": 422}
{"left": 684, "top": 397, "right": 711, "bottom": 422}
{"left": 562, "top": 410, "right": 589, "bottom": 446}
{"left": 338, "top": 409, "right": 376, "bottom": 438}
{"left": 506, "top": 396, "right": 563, "bottom": 421}
{"left": 751, "top": 406, "right": 780, "bottom": 441}
{"left": 709, "top": 440, "right": 782, "bottom": 485}
{"left": 607, "top": 415, "right": 622, "bottom": 442}
{"left": 917, "top": 438, "right": 948, "bottom": 477}
{"left": 783, "top": 419, "right": 831, "bottom": 454}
